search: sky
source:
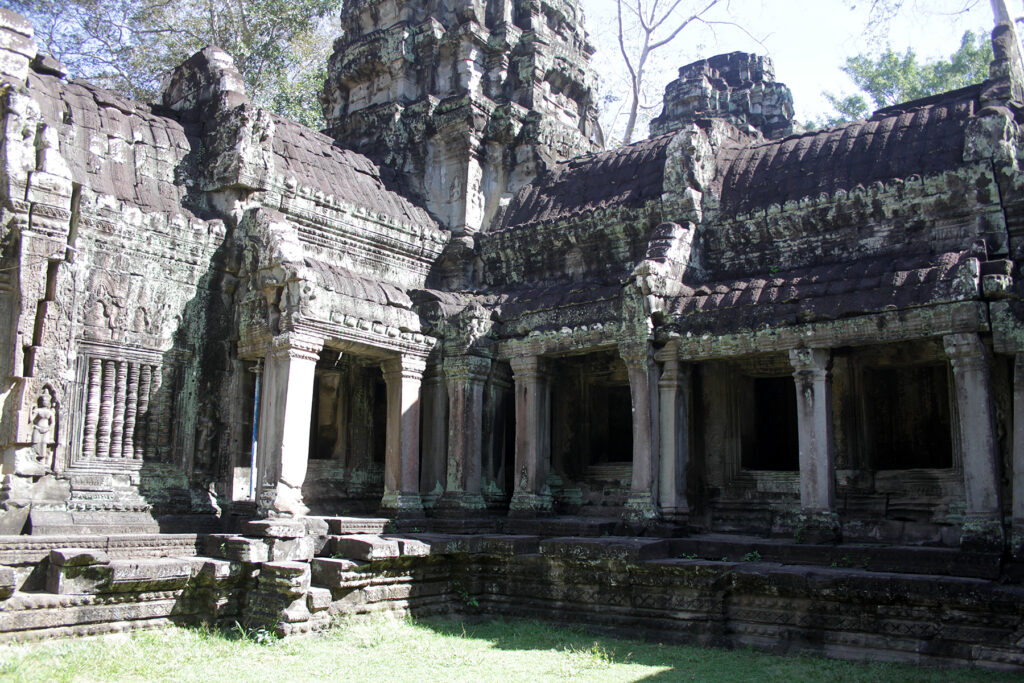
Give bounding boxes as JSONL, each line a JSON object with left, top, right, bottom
{"left": 583, "top": 0, "right": 995, "bottom": 135}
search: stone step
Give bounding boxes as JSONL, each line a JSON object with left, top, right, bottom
{"left": 668, "top": 534, "right": 1003, "bottom": 580}
{"left": 314, "top": 516, "right": 392, "bottom": 535}
{"left": 504, "top": 516, "right": 620, "bottom": 538}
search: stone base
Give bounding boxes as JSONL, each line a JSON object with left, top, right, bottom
{"left": 960, "top": 515, "right": 1004, "bottom": 553}
{"left": 433, "top": 491, "right": 487, "bottom": 516}
{"left": 508, "top": 491, "right": 553, "bottom": 517}
{"left": 796, "top": 510, "right": 841, "bottom": 544}
{"left": 379, "top": 492, "right": 424, "bottom": 519}
{"left": 622, "top": 492, "right": 659, "bottom": 526}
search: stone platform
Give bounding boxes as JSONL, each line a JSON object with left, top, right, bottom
{"left": 0, "top": 522, "right": 1021, "bottom": 669}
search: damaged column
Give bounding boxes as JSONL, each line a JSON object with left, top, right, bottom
{"left": 620, "top": 342, "right": 661, "bottom": 524}
{"left": 945, "top": 333, "right": 1004, "bottom": 550}
{"left": 257, "top": 334, "right": 322, "bottom": 518}
{"left": 657, "top": 343, "right": 691, "bottom": 524}
{"left": 509, "top": 356, "right": 553, "bottom": 515}
{"left": 380, "top": 354, "right": 426, "bottom": 518}
{"left": 437, "top": 355, "right": 491, "bottom": 513}
{"left": 789, "top": 348, "right": 840, "bottom": 543}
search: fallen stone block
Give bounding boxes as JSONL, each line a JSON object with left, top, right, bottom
{"left": 311, "top": 557, "right": 365, "bottom": 586}
{"left": 268, "top": 536, "right": 315, "bottom": 563}
{"left": 243, "top": 519, "right": 306, "bottom": 539}
{"left": 331, "top": 535, "right": 400, "bottom": 561}
{"left": 260, "top": 561, "right": 311, "bottom": 596}
{"left": 204, "top": 535, "right": 269, "bottom": 563}
{"left": 49, "top": 548, "right": 110, "bottom": 567}
{"left": 306, "top": 586, "right": 332, "bottom": 612}
{"left": 46, "top": 549, "right": 112, "bottom": 595}
{"left": 0, "top": 566, "right": 14, "bottom": 600}
{"left": 105, "top": 558, "right": 192, "bottom": 592}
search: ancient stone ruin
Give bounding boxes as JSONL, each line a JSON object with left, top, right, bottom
{"left": 1, "top": 0, "right": 1024, "bottom": 668}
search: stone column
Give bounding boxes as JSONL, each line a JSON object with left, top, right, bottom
{"left": 419, "top": 361, "right": 448, "bottom": 509}
{"left": 620, "top": 342, "right": 660, "bottom": 524}
{"left": 438, "top": 355, "right": 491, "bottom": 514}
{"left": 789, "top": 348, "right": 839, "bottom": 543}
{"left": 256, "top": 334, "right": 322, "bottom": 518}
{"left": 945, "top": 333, "right": 1004, "bottom": 550}
{"left": 1013, "top": 354, "right": 1024, "bottom": 557}
{"left": 509, "top": 356, "right": 553, "bottom": 515}
{"left": 380, "top": 354, "right": 426, "bottom": 518}
{"left": 658, "top": 353, "right": 691, "bottom": 524}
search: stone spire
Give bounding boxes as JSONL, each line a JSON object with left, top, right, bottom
{"left": 321, "top": 0, "right": 602, "bottom": 234}
{"left": 649, "top": 52, "right": 796, "bottom": 140}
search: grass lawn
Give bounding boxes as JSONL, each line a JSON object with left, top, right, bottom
{"left": 0, "top": 616, "right": 1017, "bottom": 682}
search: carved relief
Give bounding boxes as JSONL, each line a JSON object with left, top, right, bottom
{"left": 29, "top": 385, "right": 58, "bottom": 472}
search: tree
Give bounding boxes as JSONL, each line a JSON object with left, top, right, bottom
{"left": 3, "top": 0, "right": 341, "bottom": 129}
{"left": 613, "top": 0, "right": 745, "bottom": 145}
{"left": 822, "top": 29, "right": 994, "bottom": 125}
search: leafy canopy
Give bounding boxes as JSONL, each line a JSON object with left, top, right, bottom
{"left": 3, "top": 0, "right": 341, "bottom": 129}
{"left": 823, "top": 29, "right": 993, "bottom": 125}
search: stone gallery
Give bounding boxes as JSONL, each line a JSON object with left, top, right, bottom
{"left": 0, "top": 0, "right": 1023, "bottom": 667}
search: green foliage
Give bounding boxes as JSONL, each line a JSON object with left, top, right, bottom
{"left": 741, "top": 550, "right": 763, "bottom": 562}
{"left": 822, "top": 29, "right": 993, "bottom": 126}
{"left": 5, "top": 0, "right": 341, "bottom": 129}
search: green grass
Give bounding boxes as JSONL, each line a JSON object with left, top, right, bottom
{"left": 0, "top": 617, "right": 1016, "bottom": 682}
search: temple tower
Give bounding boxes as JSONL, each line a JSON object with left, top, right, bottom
{"left": 321, "top": 0, "right": 602, "bottom": 235}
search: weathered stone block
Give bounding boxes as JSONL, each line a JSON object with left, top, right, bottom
{"left": 331, "top": 535, "right": 400, "bottom": 561}
{"left": 260, "top": 561, "right": 311, "bottom": 595}
{"left": 46, "top": 562, "right": 112, "bottom": 595}
{"left": 204, "top": 535, "right": 270, "bottom": 563}
{"left": 243, "top": 519, "right": 306, "bottom": 539}
{"left": 0, "top": 566, "right": 14, "bottom": 600}
{"left": 0, "top": 506, "right": 28, "bottom": 535}
{"left": 268, "top": 536, "right": 315, "bottom": 562}
{"left": 306, "top": 586, "right": 332, "bottom": 612}
{"left": 471, "top": 535, "right": 541, "bottom": 555}
{"left": 310, "top": 557, "right": 364, "bottom": 586}
{"left": 104, "top": 558, "right": 191, "bottom": 592}
{"left": 539, "top": 537, "right": 670, "bottom": 563}
{"left": 189, "top": 557, "right": 242, "bottom": 586}
{"left": 48, "top": 548, "right": 110, "bottom": 567}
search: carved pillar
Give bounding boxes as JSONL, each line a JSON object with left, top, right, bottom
{"left": 1013, "top": 354, "right": 1024, "bottom": 556}
{"left": 97, "top": 359, "right": 115, "bottom": 457}
{"left": 81, "top": 357, "right": 102, "bottom": 459}
{"left": 620, "top": 342, "right": 660, "bottom": 524}
{"left": 256, "top": 334, "right": 322, "bottom": 518}
{"left": 509, "top": 356, "right": 553, "bottom": 515}
{"left": 437, "top": 355, "right": 491, "bottom": 513}
{"left": 134, "top": 364, "right": 152, "bottom": 460}
{"left": 790, "top": 348, "right": 840, "bottom": 543}
{"left": 945, "top": 333, "right": 1004, "bottom": 550}
{"left": 123, "top": 362, "right": 140, "bottom": 459}
{"left": 110, "top": 360, "right": 127, "bottom": 458}
{"left": 658, "top": 354, "right": 691, "bottom": 524}
{"left": 380, "top": 353, "right": 426, "bottom": 517}
{"left": 419, "top": 361, "right": 448, "bottom": 509}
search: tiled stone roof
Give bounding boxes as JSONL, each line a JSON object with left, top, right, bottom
{"left": 718, "top": 85, "right": 980, "bottom": 216}
{"left": 497, "top": 132, "right": 674, "bottom": 230}
{"left": 303, "top": 257, "right": 413, "bottom": 308}
{"left": 270, "top": 115, "right": 437, "bottom": 228}
{"left": 668, "top": 251, "right": 976, "bottom": 333}
{"left": 28, "top": 71, "right": 200, "bottom": 215}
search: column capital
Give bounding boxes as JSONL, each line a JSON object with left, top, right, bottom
{"left": 270, "top": 333, "right": 323, "bottom": 362}
{"left": 381, "top": 353, "right": 427, "bottom": 382}
{"left": 443, "top": 355, "right": 492, "bottom": 383}
{"left": 789, "top": 347, "right": 832, "bottom": 375}
{"left": 618, "top": 341, "right": 653, "bottom": 368}
{"left": 944, "top": 332, "right": 988, "bottom": 366}
{"left": 509, "top": 355, "right": 546, "bottom": 379}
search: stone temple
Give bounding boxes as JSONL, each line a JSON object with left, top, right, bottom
{"left": 0, "top": 0, "right": 1023, "bottom": 667}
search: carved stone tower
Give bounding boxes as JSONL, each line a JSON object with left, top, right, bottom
{"left": 321, "top": 0, "right": 602, "bottom": 234}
